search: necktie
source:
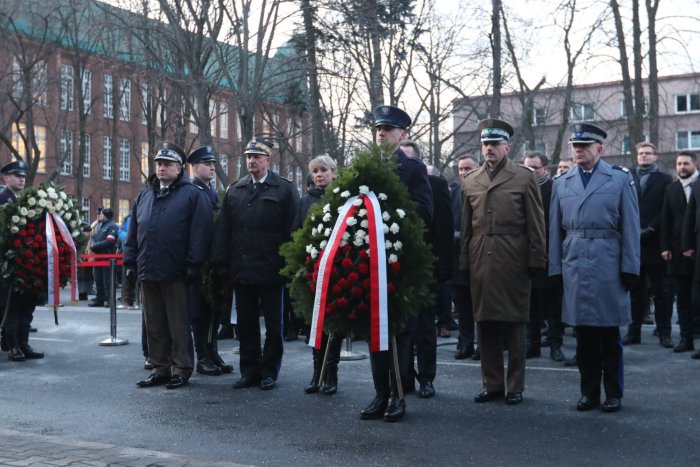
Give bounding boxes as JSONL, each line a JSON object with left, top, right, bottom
{"left": 253, "top": 181, "right": 261, "bottom": 190}
{"left": 582, "top": 171, "right": 592, "bottom": 188}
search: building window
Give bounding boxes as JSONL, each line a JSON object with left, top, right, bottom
{"left": 620, "top": 99, "right": 648, "bottom": 117}
{"left": 82, "top": 133, "right": 91, "bottom": 177}
{"left": 533, "top": 108, "right": 546, "bottom": 125}
{"left": 220, "top": 103, "right": 229, "bottom": 139}
{"left": 140, "top": 142, "right": 150, "bottom": 182}
{"left": 60, "top": 64, "right": 74, "bottom": 111}
{"left": 12, "top": 58, "right": 47, "bottom": 105}
{"left": 103, "top": 136, "right": 112, "bottom": 179}
{"left": 570, "top": 103, "right": 594, "bottom": 122}
{"left": 523, "top": 140, "right": 546, "bottom": 156}
{"left": 295, "top": 119, "right": 303, "bottom": 152}
{"left": 622, "top": 134, "right": 647, "bottom": 154}
{"left": 210, "top": 99, "right": 217, "bottom": 137}
{"left": 118, "top": 199, "right": 130, "bottom": 224}
{"left": 295, "top": 166, "right": 303, "bottom": 193}
{"left": 236, "top": 156, "right": 243, "bottom": 178}
{"left": 676, "top": 94, "right": 700, "bottom": 113}
{"left": 12, "top": 123, "right": 46, "bottom": 172}
{"left": 60, "top": 129, "right": 73, "bottom": 175}
{"left": 218, "top": 153, "right": 228, "bottom": 189}
{"left": 101, "top": 198, "right": 111, "bottom": 209}
{"left": 119, "top": 78, "right": 131, "bottom": 122}
{"left": 236, "top": 114, "right": 242, "bottom": 140}
{"left": 103, "top": 74, "right": 113, "bottom": 118}
{"left": 82, "top": 69, "right": 91, "bottom": 115}
{"left": 119, "top": 139, "right": 130, "bottom": 181}
{"left": 677, "top": 130, "right": 700, "bottom": 150}
{"left": 81, "top": 197, "right": 90, "bottom": 223}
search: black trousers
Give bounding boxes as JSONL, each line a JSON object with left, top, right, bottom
{"left": 527, "top": 283, "right": 564, "bottom": 348}
{"left": 576, "top": 326, "right": 623, "bottom": 400}
{"left": 434, "top": 282, "right": 454, "bottom": 329}
{"left": 235, "top": 284, "right": 284, "bottom": 380}
{"left": 1, "top": 288, "right": 37, "bottom": 347}
{"left": 629, "top": 262, "right": 672, "bottom": 337}
{"left": 453, "top": 273, "right": 475, "bottom": 347}
{"left": 674, "top": 275, "right": 696, "bottom": 340}
{"left": 93, "top": 265, "right": 110, "bottom": 302}
{"left": 403, "top": 304, "right": 437, "bottom": 385}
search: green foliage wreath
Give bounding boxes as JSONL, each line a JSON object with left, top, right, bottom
{"left": 281, "top": 145, "right": 435, "bottom": 339}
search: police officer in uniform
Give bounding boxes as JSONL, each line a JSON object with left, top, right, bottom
{"left": 88, "top": 207, "right": 119, "bottom": 307}
{"left": 0, "top": 160, "right": 44, "bottom": 361}
{"left": 549, "top": 123, "right": 640, "bottom": 413}
{"left": 186, "top": 145, "right": 232, "bottom": 375}
{"left": 359, "top": 105, "right": 433, "bottom": 422}
{"left": 211, "top": 137, "right": 300, "bottom": 391}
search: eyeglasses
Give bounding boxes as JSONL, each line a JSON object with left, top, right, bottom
{"left": 527, "top": 166, "right": 542, "bottom": 170}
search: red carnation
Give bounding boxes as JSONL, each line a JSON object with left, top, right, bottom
{"left": 306, "top": 255, "right": 312, "bottom": 264}
{"left": 313, "top": 260, "right": 321, "bottom": 273}
{"left": 13, "top": 240, "right": 21, "bottom": 248}
{"left": 341, "top": 245, "right": 352, "bottom": 254}
{"left": 362, "top": 278, "right": 371, "bottom": 289}
{"left": 34, "top": 235, "right": 42, "bottom": 243}
{"left": 332, "top": 284, "right": 342, "bottom": 295}
{"left": 14, "top": 257, "right": 22, "bottom": 265}
{"left": 341, "top": 257, "right": 353, "bottom": 269}
{"left": 387, "top": 282, "right": 396, "bottom": 293}
{"left": 357, "top": 263, "right": 369, "bottom": 274}
{"left": 326, "top": 303, "right": 335, "bottom": 314}
{"left": 336, "top": 297, "right": 348, "bottom": 308}
{"left": 357, "top": 302, "right": 368, "bottom": 313}
{"left": 338, "top": 278, "right": 349, "bottom": 289}
{"left": 34, "top": 267, "right": 42, "bottom": 275}
{"left": 24, "top": 250, "right": 33, "bottom": 258}
{"left": 358, "top": 249, "right": 368, "bottom": 259}
{"left": 310, "top": 283, "right": 316, "bottom": 293}
{"left": 348, "top": 313, "right": 357, "bottom": 321}
{"left": 19, "top": 230, "right": 27, "bottom": 237}
{"left": 39, "top": 251, "right": 47, "bottom": 259}
{"left": 347, "top": 272, "right": 360, "bottom": 283}
{"left": 351, "top": 286, "right": 362, "bottom": 296}
{"left": 391, "top": 262, "right": 401, "bottom": 272}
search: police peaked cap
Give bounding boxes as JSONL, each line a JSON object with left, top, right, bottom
{"left": 154, "top": 142, "right": 186, "bottom": 164}
{"left": 1, "top": 159, "right": 27, "bottom": 176}
{"left": 373, "top": 105, "right": 412, "bottom": 130}
{"left": 568, "top": 123, "right": 607, "bottom": 144}
{"left": 244, "top": 137, "right": 274, "bottom": 156}
{"left": 187, "top": 145, "right": 217, "bottom": 165}
{"left": 478, "top": 119, "right": 514, "bottom": 142}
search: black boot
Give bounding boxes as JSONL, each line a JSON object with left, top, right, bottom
{"left": 8, "top": 346, "right": 25, "bottom": 361}
{"left": 192, "top": 324, "right": 222, "bottom": 376}
{"left": 383, "top": 369, "right": 405, "bottom": 422}
{"left": 207, "top": 331, "right": 233, "bottom": 373}
{"left": 19, "top": 343, "right": 43, "bottom": 359}
{"left": 305, "top": 348, "right": 322, "bottom": 394}
{"left": 321, "top": 336, "right": 342, "bottom": 395}
{"left": 360, "top": 353, "right": 389, "bottom": 419}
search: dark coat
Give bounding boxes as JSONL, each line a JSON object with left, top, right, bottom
{"left": 210, "top": 171, "right": 300, "bottom": 285}
{"left": 192, "top": 176, "right": 219, "bottom": 210}
{"left": 632, "top": 168, "right": 672, "bottom": 265}
{"left": 90, "top": 219, "right": 119, "bottom": 254}
{"left": 296, "top": 186, "right": 324, "bottom": 230}
{"left": 682, "top": 181, "right": 700, "bottom": 281}
{"left": 0, "top": 188, "right": 17, "bottom": 205}
{"left": 450, "top": 182, "right": 467, "bottom": 285}
{"left": 427, "top": 175, "right": 453, "bottom": 282}
{"left": 460, "top": 158, "right": 547, "bottom": 323}
{"left": 123, "top": 172, "right": 213, "bottom": 282}
{"left": 660, "top": 179, "right": 695, "bottom": 277}
{"left": 396, "top": 149, "right": 433, "bottom": 226}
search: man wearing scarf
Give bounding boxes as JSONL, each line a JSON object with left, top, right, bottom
{"left": 623, "top": 143, "right": 673, "bottom": 347}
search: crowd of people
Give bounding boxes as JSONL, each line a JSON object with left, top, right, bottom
{"left": 2, "top": 103, "right": 699, "bottom": 422}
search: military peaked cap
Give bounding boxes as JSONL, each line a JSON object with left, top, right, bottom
{"left": 373, "top": 105, "right": 412, "bottom": 130}
{"left": 1, "top": 160, "right": 27, "bottom": 176}
{"left": 478, "top": 118, "right": 514, "bottom": 142}
{"left": 568, "top": 123, "right": 607, "bottom": 144}
{"left": 187, "top": 145, "right": 217, "bottom": 165}
{"left": 154, "top": 142, "right": 186, "bottom": 164}
{"left": 244, "top": 137, "right": 273, "bottom": 156}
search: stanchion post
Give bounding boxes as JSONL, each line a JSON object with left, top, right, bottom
{"left": 99, "top": 259, "right": 128, "bottom": 346}
{"left": 339, "top": 331, "right": 366, "bottom": 361}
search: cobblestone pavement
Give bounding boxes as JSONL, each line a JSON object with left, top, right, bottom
{"left": 0, "top": 429, "right": 248, "bottom": 467}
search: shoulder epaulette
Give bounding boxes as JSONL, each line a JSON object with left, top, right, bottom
{"left": 612, "top": 165, "right": 630, "bottom": 173}
{"left": 553, "top": 172, "right": 564, "bottom": 179}
{"left": 517, "top": 163, "right": 535, "bottom": 172}
{"left": 280, "top": 176, "right": 293, "bottom": 183}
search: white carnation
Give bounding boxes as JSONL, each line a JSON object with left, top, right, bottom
{"left": 353, "top": 238, "right": 364, "bottom": 247}
{"left": 310, "top": 215, "right": 316, "bottom": 222}
{"left": 382, "top": 211, "right": 390, "bottom": 221}
{"left": 340, "top": 190, "right": 350, "bottom": 198}
{"left": 388, "top": 254, "right": 398, "bottom": 263}
{"left": 19, "top": 207, "right": 28, "bottom": 216}
{"left": 323, "top": 203, "right": 331, "bottom": 213}
{"left": 69, "top": 220, "right": 77, "bottom": 228}
{"left": 320, "top": 240, "right": 328, "bottom": 249}
{"left": 324, "top": 228, "right": 331, "bottom": 237}
{"left": 396, "top": 209, "right": 406, "bottom": 219}
{"left": 26, "top": 209, "right": 36, "bottom": 218}
{"left": 342, "top": 232, "right": 350, "bottom": 240}
{"left": 27, "top": 197, "right": 36, "bottom": 206}
{"left": 317, "top": 223, "right": 324, "bottom": 232}
{"left": 394, "top": 240, "right": 403, "bottom": 251}
{"left": 72, "top": 230, "right": 80, "bottom": 237}
{"left": 38, "top": 199, "right": 47, "bottom": 207}
{"left": 11, "top": 215, "right": 19, "bottom": 223}
{"left": 322, "top": 212, "right": 332, "bottom": 222}
{"left": 59, "top": 191, "right": 67, "bottom": 200}
{"left": 358, "top": 209, "right": 367, "bottom": 217}
{"left": 10, "top": 226, "right": 19, "bottom": 234}
{"left": 310, "top": 247, "right": 319, "bottom": 259}
{"left": 346, "top": 217, "right": 357, "bottom": 227}
{"left": 333, "top": 187, "right": 340, "bottom": 193}
{"left": 354, "top": 229, "right": 366, "bottom": 238}
{"left": 306, "top": 244, "right": 313, "bottom": 254}
{"left": 340, "top": 239, "right": 348, "bottom": 247}
{"left": 37, "top": 190, "right": 47, "bottom": 199}
{"left": 378, "top": 193, "right": 388, "bottom": 201}
{"left": 359, "top": 185, "right": 369, "bottom": 194}
{"left": 383, "top": 223, "right": 389, "bottom": 234}
{"left": 360, "top": 220, "right": 369, "bottom": 228}
{"left": 352, "top": 198, "right": 362, "bottom": 207}
{"left": 65, "top": 212, "right": 72, "bottom": 220}
{"left": 390, "top": 223, "right": 400, "bottom": 234}
{"left": 311, "top": 227, "right": 318, "bottom": 236}
{"left": 19, "top": 217, "right": 26, "bottom": 225}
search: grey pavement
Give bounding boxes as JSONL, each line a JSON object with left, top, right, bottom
{"left": 1, "top": 288, "right": 699, "bottom": 466}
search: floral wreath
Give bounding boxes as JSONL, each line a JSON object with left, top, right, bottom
{"left": 0, "top": 184, "right": 85, "bottom": 300}
{"left": 281, "top": 145, "right": 435, "bottom": 350}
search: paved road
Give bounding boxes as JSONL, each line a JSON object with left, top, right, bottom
{"left": 1, "top": 295, "right": 699, "bottom": 466}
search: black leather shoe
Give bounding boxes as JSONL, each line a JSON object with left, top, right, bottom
{"left": 505, "top": 392, "right": 523, "bottom": 405}
{"left": 8, "top": 346, "right": 25, "bottom": 362}
{"left": 87, "top": 299, "right": 104, "bottom": 307}
{"left": 383, "top": 397, "right": 405, "bottom": 422}
{"left": 564, "top": 354, "right": 578, "bottom": 367}
{"left": 622, "top": 334, "right": 640, "bottom": 345}
{"left": 196, "top": 357, "right": 223, "bottom": 376}
{"left": 474, "top": 390, "right": 504, "bottom": 403}
{"left": 137, "top": 373, "right": 169, "bottom": 388}
{"left": 216, "top": 362, "right": 234, "bottom": 374}
{"left": 674, "top": 338, "right": 694, "bottom": 353}
{"left": 692, "top": 350, "right": 700, "bottom": 359}
{"left": 419, "top": 381, "right": 435, "bottom": 398}
{"left": 165, "top": 375, "right": 188, "bottom": 389}
{"left": 232, "top": 375, "right": 259, "bottom": 389}
{"left": 321, "top": 373, "right": 338, "bottom": 395}
{"left": 454, "top": 345, "right": 474, "bottom": 360}
{"left": 284, "top": 328, "right": 299, "bottom": 342}
{"left": 471, "top": 347, "right": 481, "bottom": 361}
{"left": 550, "top": 347, "right": 566, "bottom": 362}
{"left": 260, "top": 376, "right": 276, "bottom": 390}
{"left": 602, "top": 397, "right": 622, "bottom": 412}
{"left": 659, "top": 335, "right": 674, "bottom": 348}
{"left": 576, "top": 395, "right": 600, "bottom": 411}
{"left": 360, "top": 396, "right": 388, "bottom": 420}
{"left": 19, "top": 344, "right": 43, "bottom": 359}
{"left": 526, "top": 346, "right": 541, "bottom": 359}
{"left": 29, "top": 327, "right": 37, "bottom": 332}
{"left": 305, "top": 371, "right": 321, "bottom": 394}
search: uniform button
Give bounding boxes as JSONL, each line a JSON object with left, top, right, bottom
{"left": 487, "top": 209, "right": 492, "bottom": 213}
{"left": 487, "top": 251, "right": 492, "bottom": 256}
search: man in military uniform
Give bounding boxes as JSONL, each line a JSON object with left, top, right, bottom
{"left": 549, "top": 123, "right": 640, "bottom": 413}
{"left": 125, "top": 143, "right": 213, "bottom": 390}
{"left": 360, "top": 105, "right": 433, "bottom": 422}
{"left": 0, "top": 160, "right": 44, "bottom": 361}
{"left": 460, "top": 119, "right": 546, "bottom": 406}
{"left": 210, "top": 137, "right": 299, "bottom": 391}
{"left": 186, "top": 145, "right": 232, "bottom": 375}
{"left": 88, "top": 208, "right": 119, "bottom": 307}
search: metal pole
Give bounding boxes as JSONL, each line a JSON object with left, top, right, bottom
{"left": 99, "top": 259, "right": 128, "bottom": 346}
{"left": 339, "top": 331, "right": 366, "bottom": 361}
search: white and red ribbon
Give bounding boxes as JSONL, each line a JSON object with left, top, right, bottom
{"left": 51, "top": 213, "right": 78, "bottom": 302}
{"left": 45, "top": 213, "right": 60, "bottom": 306}
{"left": 309, "top": 192, "right": 389, "bottom": 352}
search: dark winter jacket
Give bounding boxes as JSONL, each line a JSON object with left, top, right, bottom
{"left": 90, "top": 219, "right": 119, "bottom": 254}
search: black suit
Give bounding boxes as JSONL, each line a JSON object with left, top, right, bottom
{"left": 450, "top": 182, "right": 475, "bottom": 350}
{"left": 628, "top": 167, "right": 673, "bottom": 339}
{"left": 661, "top": 178, "right": 697, "bottom": 341}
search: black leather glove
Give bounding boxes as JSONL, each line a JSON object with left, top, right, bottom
{"left": 550, "top": 274, "right": 563, "bottom": 289}
{"left": 620, "top": 272, "right": 638, "bottom": 291}
{"left": 185, "top": 265, "right": 201, "bottom": 284}
{"left": 125, "top": 268, "right": 136, "bottom": 280}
